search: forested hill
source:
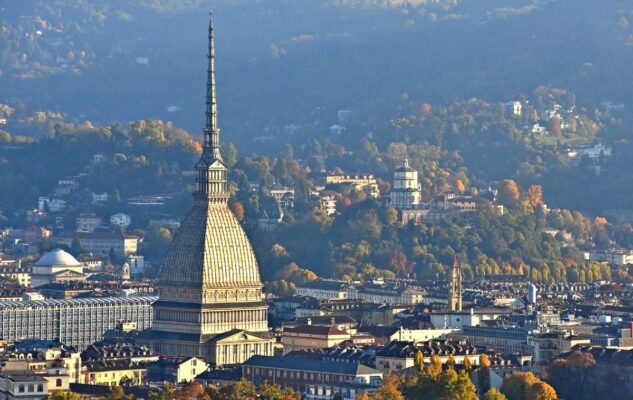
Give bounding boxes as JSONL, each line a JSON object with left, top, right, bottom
{"left": 1, "top": 0, "right": 632, "bottom": 143}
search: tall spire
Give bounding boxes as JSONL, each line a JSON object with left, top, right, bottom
{"left": 204, "top": 11, "right": 222, "bottom": 161}
{"left": 195, "top": 12, "right": 228, "bottom": 204}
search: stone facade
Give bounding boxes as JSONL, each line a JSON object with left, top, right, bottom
{"left": 139, "top": 18, "right": 273, "bottom": 365}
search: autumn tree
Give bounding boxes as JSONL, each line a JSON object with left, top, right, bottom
{"left": 497, "top": 179, "right": 521, "bottom": 208}
{"left": 425, "top": 354, "right": 443, "bottom": 378}
{"left": 374, "top": 375, "right": 404, "bottom": 400}
{"left": 483, "top": 388, "right": 508, "bottom": 400}
{"left": 446, "top": 354, "right": 456, "bottom": 370}
{"left": 414, "top": 351, "right": 424, "bottom": 373}
{"left": 49, "top": 391, "right": 81, "bottom": 400}
{"left": 478, "top": 354, "right": 491, "bottom": 394}
{"left": 526, "top": 185, "right": 543, "bottom": 209}
{"left": 549, "top": 116, "right": 562, "bottom": 137}
{"left": 355, "top": 391, "right": 371, "bottom": 400}
{"left": 526, "top": 381, "right": 558, "bottom": 400}
{"left": 463, "top": 355, "right": 472, "bottom": 372}
{"left": 231, "top": 201, "right": 245, "bottom": 221}
{"left": 501, "top": 372, "right": 556, "bottom": 400}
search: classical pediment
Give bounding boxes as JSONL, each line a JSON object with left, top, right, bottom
{"left": 53, "top": 269, "right": 86, "bottom": 279}
{"left": 210, "top": 329, "right": 272, "bottom": 344}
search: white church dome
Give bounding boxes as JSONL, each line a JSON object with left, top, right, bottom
{"left": 34, "top": 248, "right": 81, "bottom": 267}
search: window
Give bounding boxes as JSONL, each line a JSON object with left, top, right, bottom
{"left": 56, "top": 379, "right": 62, "bottom": 387}
{"left": 28, "top": 384, "right": 34, "bottom": 393}
{"left": 37, "top": 384, "right": 43, "bottom": 392}
{"left": 18, "top": 385, "right": 24, "bottom": 393}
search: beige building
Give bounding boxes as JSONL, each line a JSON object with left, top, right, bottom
{"left": 282, "top": 325, "right": 351, "bottom": 354}
{"left": 55, "top": 232, "right": 140, "bottom": 258}
{"left": 389, "top": 159, "right": 422, "bottom": 209}
{"left": 532, "top": 332, "right": 591, "bottom": 362}
{"left": 374, "top": 340, "right": 480, "bottom": 375}
{"left": 0, "top": 264, "right": 31, "bottom": 288}
{"left": 139, "top": 18, "right": 274, "bottom": 366}
{"left": 325, "top": 173, "right": 379, "bottom": 198}
{"left": 31, "top": 249, "right": 85, "bottom": 288}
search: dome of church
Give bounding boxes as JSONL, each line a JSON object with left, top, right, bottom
{"left": 34, "top": 248, "right": 80, "bottom": 267}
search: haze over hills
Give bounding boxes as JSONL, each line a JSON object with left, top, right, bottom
{"left": 1, "top": 0, "right": 632, "bottom": 142}
{"left": 3, "top": 3, "right": 633, "bottom": 399}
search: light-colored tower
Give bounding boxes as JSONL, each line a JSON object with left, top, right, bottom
{"left": 390, "top": 158, "right": 422, "bottom": 209}
{"left": 140, "top": 15, "right": 274, "bottom": 366}
{"left": 528, "top": 283, "right": 538, "bottom": 304}
{"left": 449, "top": 257, "right": 462, "bottom": 311}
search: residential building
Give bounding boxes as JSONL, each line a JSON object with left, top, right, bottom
{"left": 269, "top": 185, "right": 295, "bottom": 209}
{"left": 452, "top": 325, "right": 531, "bottom": 355}
{"left": 505, "top": 101, "right": 522, "bottom": 116}
{"left": 91, "top": 193, "right": 108, "bottom": 205}
{"left": 37, "top": 198, "right": 65, "bottom": 213}
{"left": 242, "top": 356, "right": 382, "bottom": 397}
{"left": 531, "top": 332, "right": 590, "bottom": 362}
{"left": 0, "top": 371, "right": 48, "bottom": 400}
{"left": 76, "top": 253, "right": 106, "bottom": 272}
{"left": 110, "top": 213, "right": 131, "bottom": 229}
{"left": 55, "top": 232, "right": 140, "bottom": 257}
{"left": 430, "top": 309, "right": 507, "bottom": 329}
{"left": 75, "top": 212, "right": 102, "bottom": 233}
{"left": 282, "top": 325, "right": 351, "bottom": 354}
{"left": 374, "top": 340, "right": 479, "bottom": 374}
{"left": 148, "top": 356, "right": 209, "bottom": 384}
{"left": 80, "top": 343, "right": 158, "bottom": 386}
{"left": 325, "top": 173, "right": 379, "bottom": 198}
{"left": 0, "top": 264, "right": 31, "bottom": 287}
{"left": 296, "top": 280, "right": 423, "bottom": 305}
{"left": 126, "top": 255, "right": 144, "bottom": 276}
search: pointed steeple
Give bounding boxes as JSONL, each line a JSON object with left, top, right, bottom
{"left": 204, "top": 11, "right": 222, "bottom": 162}
{"left": 194, "top": 13, "right": 228, "bottom": 204}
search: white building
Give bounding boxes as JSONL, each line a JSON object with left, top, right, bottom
{"left": 127, "top": 255, "right": 145, "bottom": 275}
{"left": 110, "top": 213, "right": 131, "bottom": 229}
{"left": 91, "top": 192, "right": 108, "bottom": 204}
{"left": 528, "top": 283, "right": 538, "bottom": 304}
{"left": 329, "top": 124, "right": 345, "bottom": 136}
{"left": 31, "top": 249, "right": 85, "bottom": 288}
{"left": 430, "top": 309, "right": 506, "bottom": 329}
{"left": 37, "top": 197, "right": 66, "bottom": 213}
{"left": 338, "top": 110, "right": 354, "bottom": 125}
{"left": 75, "top": 212, "right": 102, "bottom": 233}
{"left": 389, "top": 159, "right": 422, "bottom": 210}
{"left": 567, "top": 143, "right": 612, "bottom": 161}
{"left": 505, "top": 101, "right": 522, "bottom": 116}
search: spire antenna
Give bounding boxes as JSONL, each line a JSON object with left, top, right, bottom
{"left": 194, "top": 12, "right": 228, "bottom": 204}
{"left": 204, "top": 11, "right": 221, "bottom": 161}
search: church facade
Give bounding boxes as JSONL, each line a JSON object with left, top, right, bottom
{"left": 389, "top": 159, "right": 422, "bottom": 209}
{"left": 139, "top": 17, "right": 274, "bottom": 366}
